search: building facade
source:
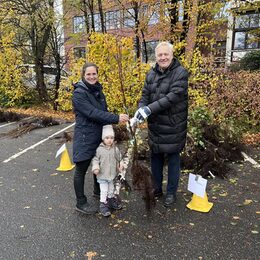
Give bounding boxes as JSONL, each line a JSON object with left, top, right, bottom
{"left": 226, "top": 1, "right": 260, "bottom": 63}
{"left": 62, "top": 0, "right": 259, "bottom": 66}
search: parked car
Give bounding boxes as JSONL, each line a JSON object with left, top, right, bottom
{"left": 18, "top": 64, "right": 69, "bottom": 88}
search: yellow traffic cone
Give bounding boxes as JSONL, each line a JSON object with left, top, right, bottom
{"left": 56, "top": 147, "right": 75, "bottom": 171}
{"left": 186, "top": 193, "right": 213, "bottom": 213}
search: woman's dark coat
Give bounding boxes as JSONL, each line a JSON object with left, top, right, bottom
{"left": 72, "top": 80, "right": 119, "bottom": 163}
{"left": 139, "top": 58, "right": 189, "bottom": 154}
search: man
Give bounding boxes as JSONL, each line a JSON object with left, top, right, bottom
{"left": 133, "top": 41, "right": 189, "bottom": 207}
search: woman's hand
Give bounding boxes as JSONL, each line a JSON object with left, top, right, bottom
{"left": 119, "top": 114, "right": 129, "bottom": 123}
{"left": 118, "top": 164, "right": 124, "bottom": 172}
{"left": 93, "top": 169, "right": 99, "bottom": 175}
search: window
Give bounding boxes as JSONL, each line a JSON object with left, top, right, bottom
{"left": 235, "top": 13, "right": 259, "bottom": 29}
{"left": 106, "top": 10, "right": 120, "bottom": 30}
{"left": 89, "top": 13, "right": 102, "bottom": 32}
{"left": 143, "top": 5, "right": 160, "bottom": 25}
{"left": 214, "top": 41, "right": 226, "bottom": 64}
{"left": 73, "top": 16, "right": 85, "bottom": 33}
{"left": 142, "top": 40, "right": 159, "bottom": 63}
{"left": 164, "top": 1, "right": 184, "bottom": 22}
{"left": 94, "top": 13, "right": 102, "bottom": 31}
{"left": 215, "top": 1, "right": 231, "bottom": 19}
{"left": 234, "top": 32, "right": 246, "bottom": 49}
{"left": 123, "top": 8, "right": 135, "bottom": 27}
{"left": 74, "top": 47, "right": 86, "bottom": 59}
{"left": 178, "top": 0, "right": 184, "bottom": 21}
{"left": 233, "top": 12, "right": 260, "bottom": 50}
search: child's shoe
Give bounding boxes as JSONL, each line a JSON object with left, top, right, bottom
{"left": 108, "top": 197, "right": 122, "bottom": 210}
{"left": 99, "top": 202, "right": 111, "bottom": 217}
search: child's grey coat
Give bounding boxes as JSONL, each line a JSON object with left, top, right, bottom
{"left": 92, "top": 142, "right": 123, "bottom": 181}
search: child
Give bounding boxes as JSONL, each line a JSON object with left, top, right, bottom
{"left": 92, "top": 125, "right": 125, "bottom": 217}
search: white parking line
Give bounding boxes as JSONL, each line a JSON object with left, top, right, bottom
{"left": 0, "top": 116, "right": 34, "bottom": 129}
{"left": 2, "top": 123, "right": 75, "bottom": 163}
{"left": 241, "top": 151, "right": 260, "bottom": 168}
{"left": 0, "top": 122, "right": 17, "bottom": 128}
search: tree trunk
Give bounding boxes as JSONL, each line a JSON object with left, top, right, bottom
{"left": 97, "top": 0, "right": 106, "bottom": 33}
{"left": 53, "top": 52, "right": 61, "bottom": 111}
{"left": 185, "top": 0, "right": 199, "bottom": 65}
{"left": 166, "top": 0, "right": 179, "bottom": 44}
{"left": 133, "top": 3, "right": 141, "bottom": 59}
{"left": 82, "top": 0, "right": 90, "bottom": 33}
{"left": 180, "top": 0, "right": 189, "bottom": 43}
{"left": 35, "top": 60, "right": 49, "bottom": 102}
{"left": 141, "top": 31, "right": 148, "bottom": 63}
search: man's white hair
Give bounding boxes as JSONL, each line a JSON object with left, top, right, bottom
{"left": 155, "top": 41, "right": 173, "bottom": 55}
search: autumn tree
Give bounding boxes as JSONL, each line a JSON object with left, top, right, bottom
{"left": 1, "top": 0, "right": 55, "bottom": 102}
{"left": 0, "top": 8, "right": 28, "bottom": 107}
{"left": 46, "top": 4, "right": 68, "bottom": 110}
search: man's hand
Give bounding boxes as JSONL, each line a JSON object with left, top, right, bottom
{"left": 134, "top": 106, "right": 151, "bottom": 122}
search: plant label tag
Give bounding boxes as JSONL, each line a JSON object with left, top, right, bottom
{"left": 55, "top": 143, "right": 66, "bottom": 158}
{"left": 188, "top": 173, "right": 207, "bottom": 198}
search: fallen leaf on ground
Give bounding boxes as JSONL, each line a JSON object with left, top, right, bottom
{"left": 229, "top": 178, "right": 238, "bottom": 184}
{"left": 243, "top": 199, "right": 253, "bottom": 205}
{"left": 84, "top": 251, "right": 97, "bottom": 259}
{"left": 232, "top": 216, "right": 240, "bottom": 220}
{"left": 219, "top": 192, "right": 228, "bottom": 197}
{"left": 238, "top": 199, "right": 253, "bottom": 207}
{"left": 50, "top": 173, "right": 58, "bottom": 176}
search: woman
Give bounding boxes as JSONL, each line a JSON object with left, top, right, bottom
{"left": 72, "top": 62, "right": 129, "bottom": 214}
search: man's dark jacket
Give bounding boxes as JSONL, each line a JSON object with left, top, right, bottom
{"left": 139, "top": 58, "right": 189, "bottom": 154}
{"left": 72, "top": 80, "right": 119, "bottom": 163}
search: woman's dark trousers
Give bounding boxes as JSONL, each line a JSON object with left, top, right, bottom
{"left": 74, "top": 159, "right": 100, "bottom": 206}
{"left": 151, "top": 152, "right": 180, "bottom": 195}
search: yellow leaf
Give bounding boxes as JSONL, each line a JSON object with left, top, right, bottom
{"left": 219, "top": 192, "right": 228, "bottom": 197}
{"left": 84, "top": 251, "right": 97, "bottom": 259}
{"left": 243, "top": 199, "right": 253, "bottom": 205}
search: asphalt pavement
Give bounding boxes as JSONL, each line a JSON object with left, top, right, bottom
{"left": 0, "top": 121, "right": 259, "bottom": 260}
